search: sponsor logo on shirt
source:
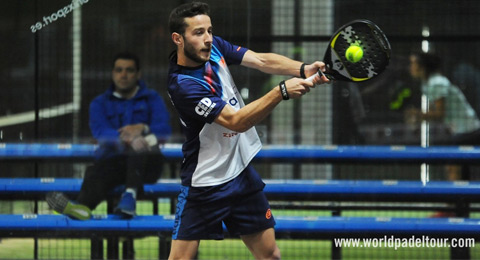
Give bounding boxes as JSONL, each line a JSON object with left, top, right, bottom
{"left": 229, "top": 97, "right": 238, "bottom": 106}
{"left": 223, "top": 132, "right": 238, "bottom": 138}
{"left": 266, "top": 208, "right": 272, "bottom": 219}
{"left": 195, "top": 97, "right": 216, "bottom": 118}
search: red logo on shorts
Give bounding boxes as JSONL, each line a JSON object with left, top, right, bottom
{"left": 265, "top": 209, "right": 272, "bottom": 219}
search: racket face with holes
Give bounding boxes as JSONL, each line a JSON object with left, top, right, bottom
{"left": 323, "top": 19, "right": 391, "bottom": 82}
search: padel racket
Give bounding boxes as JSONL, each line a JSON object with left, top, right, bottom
{"left": 307, "top": 19, "right": 391, "bottom": 82}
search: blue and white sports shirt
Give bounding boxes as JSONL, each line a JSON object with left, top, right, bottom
{"left": 167, "top": 36, "right": 262, "bottom": 187}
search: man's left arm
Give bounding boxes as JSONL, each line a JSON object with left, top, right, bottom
{"left": 118, "top": 124, "right": 146, "bottom": 143}
{"left": 119, "top": 94, "right": 171, "bottom": 151}
{"left": 240, "top": 50, "right": 327, "bottom": 81}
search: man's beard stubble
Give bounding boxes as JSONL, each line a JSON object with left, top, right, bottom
{"left": 184, "top": 40, "right": 210, "bottom": 65}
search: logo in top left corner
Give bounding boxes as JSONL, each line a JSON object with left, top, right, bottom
{"left": 195, "top": 97, "right": 216, "bottom": 118}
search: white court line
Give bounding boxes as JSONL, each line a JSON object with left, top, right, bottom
{"left": 0, "top": 102, "right": 77, "bottom": 127}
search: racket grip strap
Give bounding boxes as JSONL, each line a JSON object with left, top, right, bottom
{"left": 279, "top": 80, "right": 289, "bottom": 100}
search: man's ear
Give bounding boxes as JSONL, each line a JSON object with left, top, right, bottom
{"left": 172, "top": 33, "right": 183, "bottom": 47}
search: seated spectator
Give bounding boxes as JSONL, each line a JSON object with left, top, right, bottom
{"left": 46, "top": 52, "right": 171, "bottom": 219}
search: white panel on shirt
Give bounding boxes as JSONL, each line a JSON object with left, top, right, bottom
{"left": 191, "top": 58, "right": 262, "bottom": 187}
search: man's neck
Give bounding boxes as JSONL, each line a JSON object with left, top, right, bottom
{"left": 177, "top": 51, "right": 202, "bottom": 68}
{"left": 114, "top": 86, "right": 139, "bottom": 99}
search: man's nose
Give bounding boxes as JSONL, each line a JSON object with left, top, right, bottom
{"left": 205, "top": 33, "right": 213, "bottom": 44}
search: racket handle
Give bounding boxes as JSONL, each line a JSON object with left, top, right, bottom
{"left": 305, "top": 70, "right": 324, "bottom": 83}
{"left": 306, "top": 70, "right": 334, "bottom": 83}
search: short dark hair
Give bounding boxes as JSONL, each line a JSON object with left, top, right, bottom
{"left": 412, "top": 52, "right": 441, "bottom": 77}
{"left": 168, "top": 2, "right": 210, "bottom": 35}
{"left": 112, "top": 52, "right": 141, "bottom": 71}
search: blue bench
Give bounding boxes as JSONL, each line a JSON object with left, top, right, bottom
{"left": 2, "top": 144, "right": 480, "bottom": 259}
{"left": 1, "top": 214, "right": 479, "bottom": 239}
{"left": 2, "top": 178, "right": 480, "bottom": 204}
{"left": 1, "top": 143, "right": 480, "bottom": 163}
{"left": 0, "top": 214, "right": 478, "bottom": 259}
{"left": 1, "top": 178, "right": 479, "bottom": 226}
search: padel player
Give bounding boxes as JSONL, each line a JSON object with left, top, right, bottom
{"left": 167, "top": 2, "right": 329, "bottom": 259}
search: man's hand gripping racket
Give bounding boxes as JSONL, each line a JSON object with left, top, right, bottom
{"left": 307, "top": 19, "right": 391, "bottom": 83}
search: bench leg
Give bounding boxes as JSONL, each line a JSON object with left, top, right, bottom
{"left": 107, "top": 237, "right": 119, "bottom": 260}
{"left": 91, "top": 237, "right": 103, "bottom": 260}
{"left": 34, "top": 238, "right": 38, "bottom": 260}
{"left": 331, "top": 210, "right": 342, "bottom": 259}
{"left": 159, "top": 235, "right": 171, "bottom": 260}
{"left": 331, "top": 239, "right": 341, "bottom": 260}
{"left": 451, "top": 246, "right": 470, "bottom": 260}
{"left": 123, "top": 238, "right": 134, "bottom": 260}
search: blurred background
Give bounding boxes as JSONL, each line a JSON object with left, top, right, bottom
{"left": 1, "top": 0, "right": 480, "bottom": 259}
{"left": 3, "top": 0, "right": 480, "bottom": 180}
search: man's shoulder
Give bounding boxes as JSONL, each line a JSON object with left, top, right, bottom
{"left": 212, "top": 36, "right": 228, "bottom": 53}
{"left": 91, "top": 90, "right": 110, "bottom": 105}
{"left": 167, "top": 70, "right": 181, "bottom": 93}
{"left": 212, "top": 35, "right": 227, "bottom": 46}
{"left": 167, "top": 75, "right": 193, "bottom": 100}
{"left": 428, "top": 74, "right": 451, "bottom": 87}
{"left": 168, "top": 70, "right": 202, "bottom": 90}
{"left": 138, "top": 85, "right": 160, "bottom": 97}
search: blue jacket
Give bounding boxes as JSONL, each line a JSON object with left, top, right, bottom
{"left": 89, "top": 80, "right": 171, "bottom": 159}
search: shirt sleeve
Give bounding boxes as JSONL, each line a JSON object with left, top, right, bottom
{"left": 426, "top": 75, "right": 450, "bottom": 102}
{"left": 213, "top": 36, "right": 248, "bottom": 65}
{"left": 172, "top": 76, "right": 227, "bottom": 124}
{"left": 429, "top": 83, "right": 449, "bottom": 101}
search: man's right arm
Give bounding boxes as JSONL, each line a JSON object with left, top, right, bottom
{"left": 214, "top": 78, "right": 313, "bottom": 132}
{"left": 89, "top": 99, "right": 119, "bottom": 141}
{"left": 240, "top": 50, "right": 330, "bottom": 84}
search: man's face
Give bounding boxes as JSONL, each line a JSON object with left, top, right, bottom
{"left": 409, "top": 55, "right": 424, "bottom": 80}
{"left": 112, "top": 59, "right": 140, "bottom": 93}
{"left": 181, "top": 15, "right": 213, "bottom": 66}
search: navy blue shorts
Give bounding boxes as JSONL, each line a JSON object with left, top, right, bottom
{"left": 172, "top": 166, "right": 275, "bottom": 240}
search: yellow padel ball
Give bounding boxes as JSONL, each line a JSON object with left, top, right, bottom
{"left": 345, "top": 45, "right": 364, "bottom": 63}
